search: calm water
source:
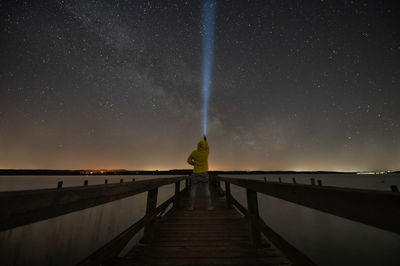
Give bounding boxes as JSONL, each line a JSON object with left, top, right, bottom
{"left": 0, "top": 174, "right": 399, "bottom": 265}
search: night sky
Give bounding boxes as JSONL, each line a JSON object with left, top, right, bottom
{"left": 1, "top": 0, "right": 399, "bottom": 171}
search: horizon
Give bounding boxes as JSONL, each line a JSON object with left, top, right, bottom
{"left": 0, "top": 168, "right": 398, "bottom": 173}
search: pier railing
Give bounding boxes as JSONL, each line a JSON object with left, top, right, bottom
{"left": 0, "top": 176, "right": 189, "bottom": 264}
{"left": 211, "top": 175, "right": 400, "bottom": 265}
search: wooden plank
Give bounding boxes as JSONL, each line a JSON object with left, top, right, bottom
{"left": 154, "top": 233, "right": 249, "bottom": 238}
{"left": 129, "top": 246, "right": 281, "bottom": 258}
{"left": 151, "top": 240, "right": 251, "bottom": 247}
{"left": 156, "top": 228, "right": 247, "bottom": 233}
{"left": 118, "top": 256, "right": 290, "bottom": 265}
{"left": 161, "top": 219, "right": 241, "bottom": 224}
{"left": 153, "top": 236, "right": 250, "bottom": 243}
{"left": 219, "top": 176, "right": 400, "bottom": 235}
{"left": 0, "top": 176, "right": 188, "bottom": 231}
{"left": 157, "top": 227, "right": 248, "bottom": 233}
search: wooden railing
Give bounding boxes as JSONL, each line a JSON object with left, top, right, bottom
{"left": 212, "top": 175, "right": 400, "bottom": 266}
{"left": 0, "top": 176, "right": 189, "bottom": 265}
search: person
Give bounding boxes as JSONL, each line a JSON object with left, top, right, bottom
{"left": 187, "top": 135, "right": 213, "bottom": 210}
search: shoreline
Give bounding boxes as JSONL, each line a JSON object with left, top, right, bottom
{"left": 1, "top": 169, "right": 397, "bottom": 175}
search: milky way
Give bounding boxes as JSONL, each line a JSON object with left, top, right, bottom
{"left": 1, "top": 1, "right": 399, "bottom": 171}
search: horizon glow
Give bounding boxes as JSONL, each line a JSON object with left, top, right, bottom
{"left": 202, "top": 0, "right": 216, "bottom": 136}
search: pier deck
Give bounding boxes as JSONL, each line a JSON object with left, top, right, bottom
{"left": 115, "top": 184, "right": 290, "bottom": 265}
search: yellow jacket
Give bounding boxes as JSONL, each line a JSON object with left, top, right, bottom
{"left": 187, "top": 140, "right": 209, "bottom": 173}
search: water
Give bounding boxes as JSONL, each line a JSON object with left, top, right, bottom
{"left": 0, "top": 174, "right": 399, "bottom": 265}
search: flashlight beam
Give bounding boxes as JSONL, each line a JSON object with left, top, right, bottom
{"left": 202, "top": 0, "right": 216, "bottom": 136}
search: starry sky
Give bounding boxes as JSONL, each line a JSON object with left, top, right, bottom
{"left": 1, "top": 0, "right": 399, "bottom": 171}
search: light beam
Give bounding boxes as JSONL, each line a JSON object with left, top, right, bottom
{"left": 202, "top": 0, "right": 216, "bottom": 136}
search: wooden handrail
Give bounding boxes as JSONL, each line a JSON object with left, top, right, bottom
{"left": 0, "top": 176, "right": 188, "bottom": 231}
{"left": 217, "top": 176, "right": 400, "bottom": 235}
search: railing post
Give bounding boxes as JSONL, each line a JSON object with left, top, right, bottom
{"left": 174, "top": 181, "right": 180, "bottom": 207}
{"left": 225, "top": 181, "right": 231, "bottom": 205}
{"left": 142, "top": 188, "right": 158, "bottom": 243}
{"left": 246, "top": 188, "right": 261, "bottom": 247}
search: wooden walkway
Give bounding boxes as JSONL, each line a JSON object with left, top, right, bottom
{"left": 114, "top": 183, "right": 291, "bottom": 266}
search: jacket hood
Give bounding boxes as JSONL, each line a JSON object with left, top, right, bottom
{"left": 197, "top": 140, "right": 207, "bottom": 151}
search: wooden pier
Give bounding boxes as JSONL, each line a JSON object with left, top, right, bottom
{"left": 1, "top": 175, "right": 399, "bottom": 265}
{"left": 115, "top": 183, "right": 292, "bottom": 266}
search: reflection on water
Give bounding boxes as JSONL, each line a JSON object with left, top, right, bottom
{"left": 0, "top": 174, "right": 399, "bottom": 265}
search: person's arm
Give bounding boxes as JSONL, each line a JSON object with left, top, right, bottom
{"left": 187, "top": 152, "right": 195, "bottom": 165}
{"left": 204, "top": 136, "right": 209, "bottom": 154}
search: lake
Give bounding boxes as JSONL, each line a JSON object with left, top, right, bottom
{"left": 0, "top": 174, "right": 399, "bottom": 265}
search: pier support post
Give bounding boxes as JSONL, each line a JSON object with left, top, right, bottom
{"left": 174, "top": 181, "right": 180, "bottom": 207}
{"left": 225, "top": 181, "right": 231, "bottom": 206}
{"left": 246, "top": 188, "right": 261, "bottom": 247}
{"left": 142, "top": 188, "right": 158, "bottom": 243}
